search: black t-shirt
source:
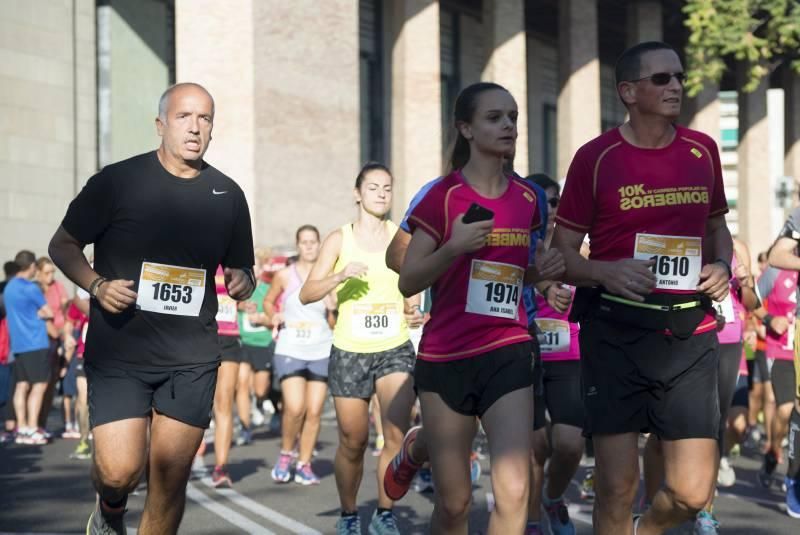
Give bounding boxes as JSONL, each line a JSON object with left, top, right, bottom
{"left": 61, "top": 151, "right": 255, "bottom": 368}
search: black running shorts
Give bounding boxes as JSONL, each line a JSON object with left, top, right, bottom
{"left": 13, "top": 349, "right": 51, "bottom": 384}
{"left": 580, "top": 317, "right": 720, "bottom": 440}
{"left": 771, "top": 359, "right": 797, "bottom": 407}
{"left": 534, "top": 360, "right": 583, "bottom": 431}
{"left": 414, "top": 341, "right": 534, "bottom": 418}
{"left": 86, "top": 362, "right": 219, "bottom": 429}
{"left": 242, "top": 342, "right": 274, "bottom": 371}
{"left": 219, "top": 335, "right": 243, "bottom": 363}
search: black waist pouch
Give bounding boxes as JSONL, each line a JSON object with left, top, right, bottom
{"left": 571, "top": 287, "right": 712, "bottom": 340}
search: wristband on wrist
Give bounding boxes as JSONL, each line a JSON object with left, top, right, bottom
{"left": 763, "top": 314, "right": 774, "bottom": 328}
{"left": 88, "top": 276, "right": 107, "bottom": 299}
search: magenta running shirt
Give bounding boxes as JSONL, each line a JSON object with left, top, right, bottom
{"left": 407, "top": 170, "right": 541, "bottom": 361}
{"left": 534, "top": 289, "right": 580, "bottom": 361}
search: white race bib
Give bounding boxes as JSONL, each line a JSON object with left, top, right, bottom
{"left": 633, "top": 234, "right": 702, "bottom": 291}
{"left": 713, "top": 294, "right": 736, "bottom": 324}
{"left": 216, "top": 295, "right": 237, "bottom": 323}
{"left": 352, "top": 303, "right": 400, "bottom": 339}
{"left": 241, "top": 314, "right": 268, "bottom": 333}
{"left": 535, "top": 318, "right": 570, "bottom": 353}
{"left": 283, "top": 320, "right": 324, "bottom": 345}
{"left": 136, "top": 262, "right": 206, "bottom": 317}
{"left": 465, "top": 260, "right": 523, "bottom": 319}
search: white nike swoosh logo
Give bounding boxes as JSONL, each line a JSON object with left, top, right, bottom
{"left": 212, "top": 189, "right": 228, "bottom": 195}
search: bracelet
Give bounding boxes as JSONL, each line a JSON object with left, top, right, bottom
{"left": 87, "top": 276, "right": 107, "bottom": 299}
{"left": 763, "top": 314, "right": 774, "bottom": 328}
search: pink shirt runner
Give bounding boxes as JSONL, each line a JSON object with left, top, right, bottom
{"left": 407, "top": 171, "right": 542, "bottom": 361}
{"left": 765, "top": 269, "right": 797, "bottom": 361}
{"left": 716, "top": 255, "right": 745, "bottom": 345}
{"left": 534, "top": 289, "right": 580, "bottom": 361}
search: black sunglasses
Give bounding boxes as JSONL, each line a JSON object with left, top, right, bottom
{"left": 628, "top": 71, "right": 686, "bottom": 86}
{"left": 547, "top": 197, "right": 560, "bottom": 208}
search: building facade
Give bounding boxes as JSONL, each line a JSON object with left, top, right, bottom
{"left": 1, "top": 0, "right": 797, "bottom": 265}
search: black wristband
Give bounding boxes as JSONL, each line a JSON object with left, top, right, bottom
{"left": 763, "top": 314, "right": 774, "bottom": 329}
{"left": 714, "top": 258, "right": 732, "bottom": 279}
{"left": 88, "top": 276, "right": 106, "bottom": 299}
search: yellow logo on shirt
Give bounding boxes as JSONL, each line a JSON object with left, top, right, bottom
{"left": 618, "top": 183, "right": 709, "bottom": 211}
{"left": 485, "top": 228, "right": 530, "bottom": 247}
{"left": 690, "top": 148, "right": 703, "bottom": 158}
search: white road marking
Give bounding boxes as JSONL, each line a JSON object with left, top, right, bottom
{"left": 201, "top": 477, "right": 323, "bottom": 534}
{"left": 186, "top": 483, "right": 275, "bottom": 534}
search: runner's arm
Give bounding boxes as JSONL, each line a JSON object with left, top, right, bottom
{"left": 768, "top": 237, "right": 800, "bottom": 272}
{"left": 300, "top": 230, "right": 363, "bottom": 304}
{"left": 733, "top": 239, "right": 759, "bottom": 311}
{"left": 398, "top": 229, "right": 458, "bottom": 298}
{"left": 263, "top": 269, "right": 286, "bottom": 326}
{"left": 386, "top": 228, "right": 412, "bottom": 274}
{"left": 48, "top": 226, "right": 102, "bottom": 293}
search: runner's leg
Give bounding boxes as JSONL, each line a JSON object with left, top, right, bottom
{"left": 213, "top": 361, "right": 238, "bottom": 468}
{"left": 92, "top": 417, "right": 149, "bottom": 504}
{"left": 592, "top": 432, "right": 641, "bottom": 535}
{"left": 482, "top": 386, "right": 533, "bottom": 535}
{"left": 280, "top": 376, "right": 308, "bottom": 453}
{"left": 374, "top": 371, "right": 416, "bottom": 509}
{"left": 299, "top": 379, "right": 328, "bottom": 464}
{"left": 333, "top": 396, "right": 370, "bottom": 512}
{"left": 138, "top": 410, "right": 204, "bottom": 535}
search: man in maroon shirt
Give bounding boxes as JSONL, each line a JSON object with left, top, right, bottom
{"left": 553, "top": 42, "right": 732, "bottom": 535}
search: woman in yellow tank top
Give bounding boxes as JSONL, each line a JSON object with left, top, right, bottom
{"left": 299, "top": 162, "right": 423, "bottom": 535}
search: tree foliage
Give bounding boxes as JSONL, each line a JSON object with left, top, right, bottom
{"left": 683, "top": 0, "right": 800, "bottom": 96}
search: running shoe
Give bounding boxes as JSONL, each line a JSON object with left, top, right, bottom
{"left": 525, "top": 522, "right": 544, "bottom": 535}
{"left": 190, "top": 455, "right": 207, "bottom": 479}
{"left": 63, "top": 423, "right": 81, "bottom": 439}
{"left": 758, "top": 450, "right": 778, "bottom": 488}
{"left": 235, "top": 427, "right": 253, "bottom": 446}
{"left": 413, "top": 467, "right": 434, "bottom": 493}
{"left": 0, "top": 430, "right": 15, "bottom": 444}
{"left": 543, "top": 496, "right": 576, "bottom": 535}
{"left": 372, "top": 434, "right": 385, "bottom": 456}
{"left": 470, "top": 452, "right": 481, "bottom": 484}
{"left": 717, "top": 456, "right": 736, "bottom": 487}
{"left": 384, "top": 426, "right": 422, "bottom": 500}
{"left": 580, "top": 469, "right": 595, "bottom": 500}
{"left": 71, "top": 439, "right": 92, "bottom": 460}
{"left": 211, "top": 465, "right": 232, "bottom": 488}
{"left": 271, "top": 451, "right": 293, "bottom": 483}
{"left": 15, "top": 429, "right": 30, "bottom": 445}
{"left": 335, "top": 514, "right": 362, "bottom": 535}
{"left": 28, "top": 429, "right": 48, "bottom": 445}
{"left": 368, "top": 510, "right": 400, "bottom": 535}
{"left": 86, "top": 500, "right": 126, "bottom": 535}
{"left": 294, "top": 462, "right": 320, "bottom": 485}
{"left": 693, "top": 510, "right": 719, "bottom": 534}
{"left": 786, "top": 477, "right": 800, "bottom": 519}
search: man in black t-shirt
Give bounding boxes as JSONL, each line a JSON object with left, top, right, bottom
{"left": 49, "top": 82, "right": 255, "bottom": 535}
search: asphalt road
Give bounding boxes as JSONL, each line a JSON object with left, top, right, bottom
{"left": 1, "top": 404, "right": 798, "bottom": 534}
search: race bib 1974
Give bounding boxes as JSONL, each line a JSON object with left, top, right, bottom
{"left": 466, "top": 260, "right": 523, "bottom": 319}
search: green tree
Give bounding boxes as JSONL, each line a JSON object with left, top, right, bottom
{"left": 683, "top": 0, "right": 800, "bottom": 96}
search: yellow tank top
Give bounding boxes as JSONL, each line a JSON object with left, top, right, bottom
{"left": 332, "top": 221, "right": 410, "bottom": 353}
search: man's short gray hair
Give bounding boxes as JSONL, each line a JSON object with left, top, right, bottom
{"left": 158, "top": 82, "right": 215, "bottom": 120}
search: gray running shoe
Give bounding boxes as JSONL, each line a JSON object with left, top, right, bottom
{"left": 86, "top": 501, "right": 125, "bottom": 535}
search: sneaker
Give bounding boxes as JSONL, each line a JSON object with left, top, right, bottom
{"left": 580, "top": 469, "right": 595, "bottom": 500}
{"left": 384, "top": 426, "right": 422, "bottom": 501}
{"left": 211, "top": 465, "right": 232, "bottom": 488}
{"left": 0, "top": 430, "right": 16, "bottom": 444}
{"left": 28, "top": 429, "right": 48, "bottom": 445}
{"left": 786, "top": 477, "right": 800, "bottom": 519}
{"left": 15, "top": 429, "right": 30, "bottom": 445}
{"left": 294, "top": 462, "right": 320, "bottom": 486}
{"left": 71, "top": 439, "right": 92, "bottom": 460}
{"left": 368, "top": 510, "right": 400, "bottom": 535}
{"left": 251, "top": 407, "right": 265, "bottom": 427}
{"left": 271, "top": 452, "right": 293, "bottom": 483}
{"left": 372, "top": 434, "right": 385, "bottom": 456}
{"left": 39, "top": 428, "right": 52, "bottom": 441}
{"left": 235, "top": 427, "right": 253, "bottom": 446}
{"left": 693, "top": 510, "right": 720, "bottom": 534}
{"left": 87, "top": 500, "right": 126, "bottom": 535}
{"left": 758, "top": 450, "right": 778, "bottom": 488}
{"left": 413, "top": 467, "right": 434, "bottom": 493}
{"left": 716, "top": 456, "right": 736, "bottom": 488}
{"left": 543, "top": 496, "right": 576, "bottom": 535}
{"left": 525, "top": 522, "right": 544, "bottom": 535}
{"left": 470, "top": 452, "right": 481, "bottom": 484}
{"left": 335, "top": 514, "right": 362, "bottom": 535}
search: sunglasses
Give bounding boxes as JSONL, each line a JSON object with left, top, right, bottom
{"left": 628, "top": 72, "right": 686, "bottom": 86}
{"left": 547, "top": 197, "right": 560, "bottom": 208}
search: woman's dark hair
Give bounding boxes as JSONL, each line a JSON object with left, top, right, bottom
{"left": 448, "top": 82, "right": 510, "bottom": 171}
{"left": 528, "top": 173, "right": 560, "bottom": 194}
{"left": 355, "top": 162, "right": 392, "bottom": 190}
{"left": 295, "top": 224, "right": 320, "bottom": 243}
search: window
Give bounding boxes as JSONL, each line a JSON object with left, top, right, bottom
{"left": 440, "top": 8, "right": 460, "bottom": 148}
{"left": 359, "top": 0, "right": 385, "bottom": 163}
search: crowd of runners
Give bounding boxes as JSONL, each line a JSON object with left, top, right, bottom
{"left": 1, "top": 40, "right": 799, "bottom": 535}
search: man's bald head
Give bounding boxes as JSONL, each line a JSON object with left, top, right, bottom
{"left": 158, "top": 83, "right": 215, "bottom": 121}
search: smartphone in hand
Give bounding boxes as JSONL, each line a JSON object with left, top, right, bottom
{"left": 462, "top": 203, "right": 494, "bottom": 224}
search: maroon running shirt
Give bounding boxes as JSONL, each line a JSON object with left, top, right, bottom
{"left": 407, "top": 170, "right": 541, "bottom": 361}
{"left": 556, "top": 125, "right": 729, "bottom": 333}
